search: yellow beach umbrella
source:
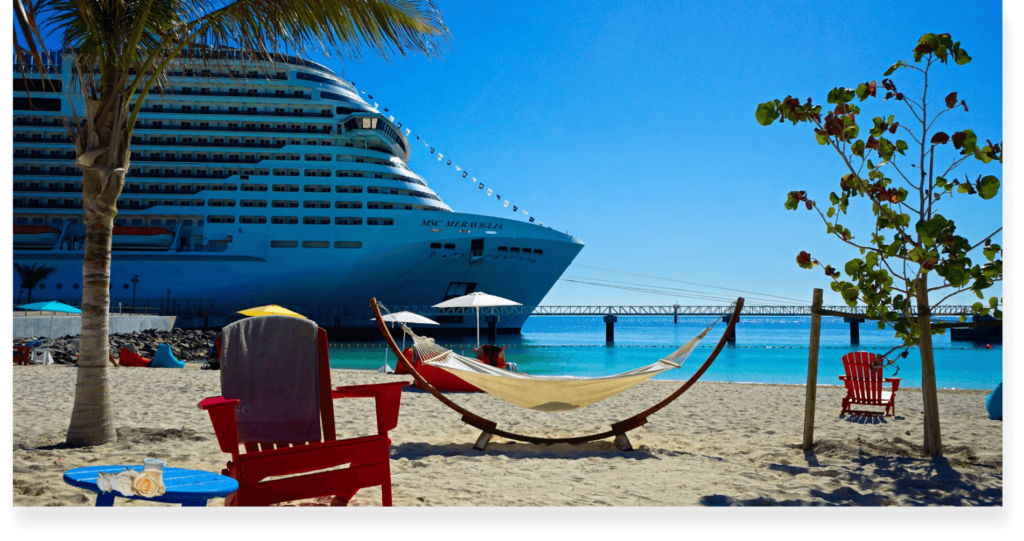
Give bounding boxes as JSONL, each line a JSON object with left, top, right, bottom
{"left": 237, "top": 304, "right": 307, "bottom": 319}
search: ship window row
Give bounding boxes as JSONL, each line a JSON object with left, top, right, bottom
{"left": 134, "top": 120, "right": 333, "bottom": 134}
{"left": 271, "top": 241, "right": 363, "bottom": 249}
{"left": 136, "top": 104, "right": 331, "bottom": 118}
{"left": 136, "top": 67, "right": 288, "bottom": 80}
{"left": 128, "top": 135, "right": 331, "bottom": 148}
{"left": 12, "top": 133, "right": 67, "bottom": 142}
{"left": 145, "top": 86, "right": 309, "bottom": 100}
{"left": 256, "top": 217, "right": 393, "bottom": 226}
{"left": 497, "top": 246, "right": 544, "bottom": 255}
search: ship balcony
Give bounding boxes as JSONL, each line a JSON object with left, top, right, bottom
{"left": 133, "top": 123, "right": 333, "bottom": 135}
{"left": 128, "top": 140, "right": 286, "bottom": 149}
{"left": 129, "top": 156, "right": 263, "bottom": 164}
{"left": 135, "top": 108, "right": 332, "bottom": 119}
{"left": 137, "top": 89, "right": 311, "bottom": 100}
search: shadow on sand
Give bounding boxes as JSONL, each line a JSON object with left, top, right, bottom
{"left": 390, "top": 440, "right": 658, "bottom": 461}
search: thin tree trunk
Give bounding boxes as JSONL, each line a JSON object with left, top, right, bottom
{"left": 915, "top": 275, "right": 942, "bottom": 456}
{"left": 65, "top": 89, "right": 128, "bottom": 447}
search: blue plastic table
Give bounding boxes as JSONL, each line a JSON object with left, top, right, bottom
{"left": 63, "top": 466, "right": 238, "bottom": 506}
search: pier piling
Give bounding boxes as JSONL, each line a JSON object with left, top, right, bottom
{"left": 722, "top": 314, "right": 738, "bottom": 343}
{"left": 485, "top": 315, "right": 499, "bottom": 345}
{"left": 604, "top": 315, "right": 617, "bottom": 344}
{"left": 843, "top": 317, "right": 862, "bottom": 345}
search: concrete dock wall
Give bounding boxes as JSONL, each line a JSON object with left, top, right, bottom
{"left": 13, "top": 315, "right": 177, "bottom": 339}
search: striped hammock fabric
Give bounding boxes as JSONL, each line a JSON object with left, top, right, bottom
{"left": 402, "top": 323, "right": 715, "bottom": 412}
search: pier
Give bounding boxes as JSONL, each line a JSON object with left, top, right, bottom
{"left": 385, "top": 304, "right": 989, "bottom": 345}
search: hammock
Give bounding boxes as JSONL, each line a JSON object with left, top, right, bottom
{"left": 398, "top": 318, "right": 716, "bottom": 412}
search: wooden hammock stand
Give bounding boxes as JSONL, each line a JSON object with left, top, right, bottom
{"left": 370, "top": 297, "right": 744, "bottom": 451}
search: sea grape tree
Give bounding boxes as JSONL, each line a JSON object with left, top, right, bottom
{"left": 755, "top": 33, "right": 1002, "bottom": 456}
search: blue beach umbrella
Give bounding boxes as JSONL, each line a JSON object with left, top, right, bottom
{"left": 17, "top": 301, "right": 82, "bottom": 363}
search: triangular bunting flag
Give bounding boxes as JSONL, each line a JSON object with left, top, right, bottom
{"left": 455, "top": 165, "right": 461, "bottom": 171}
{"left": 417, "top": 135, "right": 421, "bottom": 140}
{"left": 462, "top": 172, "right": 468, "bottom": 178}
{"left": 397, "top": 122, "right": 402, "bottom": 128}
{"left": 374, "top": 102, "right": 378, "bottom": 108}
{"left": 368, "top": 95, "right": 374, "bottom": 99}
{"left": 523, "top": 210, "right": 529, "bottom": 215}
{"left": 513, "top": 206, "right": 517, "bottom": 212}
{"left": 361, "top": 90, "right": 366, "bottom": 94}
{"left": 529, "top": 217, "right": 535, "bottom": 223}
{"left": 384, "top": 108, "right": 389, "bottom": 112}
{"left": 406, "top": 129, "right": 412, "bottom": 135}
{"left": 389, "top": 115, "right": 394, "bottom": 122}
{"left": 479, "top": 183, "right": 484, "bottom": 189}
{"left": 430, "top": 147, "right": 435, "bottom": 154}
{"left": 487, "top": 189, "right": 492, "bottom": 196}
{"left": 496, "top": 194, "right": 501, "bottom": 200}
{"left": 504, "top": 200, "right": 509, "bottom": 208}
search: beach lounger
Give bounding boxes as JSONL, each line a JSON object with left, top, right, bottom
{"left": 839, "top": 352, "right": 901, "bottom": 417}
{"left": 118, "top": 347, "right": 152, "bottom": 367}
{"left": 151, "top": 343, "right": 185, "bottom": 368}
{"left": 199, "top": 315, "right": 407, "bottom": 506}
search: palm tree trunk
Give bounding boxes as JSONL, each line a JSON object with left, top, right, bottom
{"left": 65, "top": 91, "right": 128, "bottom": 448}
{"left": 915, "top": 275, "right": 942, "bottom": 456}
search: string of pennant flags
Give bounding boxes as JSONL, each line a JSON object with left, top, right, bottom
{"left": 350, "top": 84, "right": 544, "bottom": 227}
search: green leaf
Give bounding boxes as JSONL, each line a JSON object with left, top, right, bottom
{"left": 815, "top": 132, "right": 830, "bottom": 145}
{"left": 895, "top": 140, "right": 908, "bottom": 155}
{"left": 865, "top": 251, "right": 878, "bottom": 268}
{"left": 983, "top": 244, "right": 1001, "bottom": 262}
{"left": 829, "top": 192, "right": 840, "bottom": 205}
{"left": 955, "top": 48, "right": 972, "bottom": 65}
{"left": 755, "top": 102, "right": 780, "bottom": 126}
{"left": 989, "top": 296, "right": 999, "bottom": 309}
{"left": 883, "top": 61, "right": 902, "bottom": 76}
{"left": 852, "top": 140, "right": 865, "bottom": 157}
{"left": 827, "top": 207, "right": 835, "bottom": 218}
{"left": 978, "top": 175, "right": 1000, "bottom": 199}
{"left": 845, "top": 259, "right": 863, "bottom": 276}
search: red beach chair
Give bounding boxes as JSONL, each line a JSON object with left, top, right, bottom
{"left": 13, "top": 346, "right": 33, "bottom": 365}
{"left": 198, "top": 316, "right": 407, "bottom": 506}
{"left": 839, "top": 352, "right": 901, "bottom": 416}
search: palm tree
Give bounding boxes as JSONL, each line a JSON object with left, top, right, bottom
{"left": 14, "top": 263, "right": 59, "bottom": 304}
{"left": 17, "top": 0, "right": 450, "bottom": 447}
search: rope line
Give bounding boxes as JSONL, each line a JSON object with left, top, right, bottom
{"left": 573, "top": 264, "right": 809, "bottom": 303}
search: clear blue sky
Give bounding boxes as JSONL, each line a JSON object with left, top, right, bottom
{"left": 27, "top": 0, "right": 1005, "bottom": 308}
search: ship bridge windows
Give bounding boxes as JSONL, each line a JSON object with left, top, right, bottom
{"left": 303, "top": 201, "right": 331, "bottom": 209}
{"left": 240, "top": 200, "right": 267, "bottom": 208}
{"left": 272, "top": 184, "right": 299, "bottom": 192}
{"left": 272, "top": 200, "right": 298, "bottom": 208}
{"left": 335, "top": 217, "right": 363, "bottom": 226}
{"left": 302, "top": 217, "right": 330, "bottom": 225}
{"left": 335, "top": 186, "right": 364, "bottom": 194}
{"left": 240, "top": 216, "right": 267, "bottom": 224}
{"left": 271, "top": 216, "right": 298, "bottom": 224}
{"left": 335, "top": 201, "right": 363, "bottom": 209}
{"left": 303, "top": 185, "right": 331, "bottom": 193}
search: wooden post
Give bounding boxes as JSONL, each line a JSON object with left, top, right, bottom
{"left": 802, "top": 288, "right": 823, "bottom": 450}
{"left": 916, "top": 276, "right": 943, "bottom": 456}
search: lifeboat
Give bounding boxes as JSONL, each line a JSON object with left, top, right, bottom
{"left": 395, "top": 344, "right": 508, "bottom": 393}
{"left": 13, "top": 225, "right": 60, "bottom": 248}
{"left": 112, "top": 225, "right": 174, "bottom": 250}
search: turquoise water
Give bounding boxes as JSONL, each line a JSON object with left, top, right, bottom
{"left": 329, "top": 316, "right": 1002, "bottom": 390}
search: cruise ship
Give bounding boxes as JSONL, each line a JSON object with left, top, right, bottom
{"left": 12, "top": 51, "right": 584, "bottom": 333}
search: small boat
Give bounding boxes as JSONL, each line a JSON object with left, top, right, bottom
{"left": 13, "top": 225, "right": 60, "bottom": 248}
{"left": 395, "top": 345, "right": 510, "bottom": 393}
{"left": 112, "top": 225, "right": 174, "bottom": 250}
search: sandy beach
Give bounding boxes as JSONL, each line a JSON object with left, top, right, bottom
{"left": 12, "top": 365, "right": 1002, "bottom": 506}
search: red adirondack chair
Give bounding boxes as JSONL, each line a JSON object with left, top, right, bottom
{"left": 13, "top": 346, "right": 32, "bottom": 366}
{"left": 839, "top": 351, "right": 901, "bottom": 416}
{"left": 199, "top": 316, "right": 407, "bottom": 506}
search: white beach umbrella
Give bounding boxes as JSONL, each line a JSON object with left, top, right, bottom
{"left": 370, "top": 311, "right": 440, "bottom": 372}
{"left": 432, "top": 292, "right": 522, "bottom": 348}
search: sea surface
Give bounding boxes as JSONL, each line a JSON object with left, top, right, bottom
{"left": 329, "top": 316, "right": 1002, "bottom": 390}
